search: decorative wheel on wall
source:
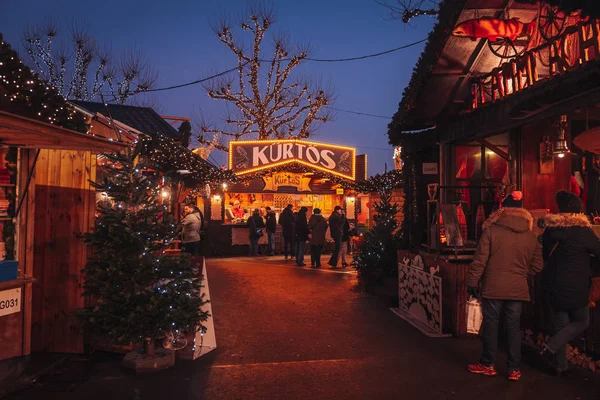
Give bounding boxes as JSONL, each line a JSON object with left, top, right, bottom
{"left": 538, "top": 2, "right": 567, "bottom": 40}
{"left": 487, "top": 37, "right": 528, "bottom": 59}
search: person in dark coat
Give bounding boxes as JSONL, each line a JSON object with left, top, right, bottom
{"left": 467, "top": 191, "right": 543, "bottom": 381}
{"left": 265, "top": 206, "right": 277, "bottom": 256}
{"left": 338, "top": 217, "right": 351, "bottom": 267}
{"left": 294, "top": 207, "right": 309, "bottom": 267}
{"left": 540, "top": 191, "right": 600, "bottom": 374}
{"left": 278, "top": 204, "right": 295, "bottom": 260}
{"left": 247, "top": 209, "right": 265, "bottom": 257}
{"left": 308, "top": 208, "right": 328, "bottom": 268}
{"left": 327, "top": 206, "right": 345, "bottom": 268}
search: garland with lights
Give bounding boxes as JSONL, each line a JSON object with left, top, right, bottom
{"left": 78, "top": 147, "right": 209, "bottom": 353}
{"left": 229, "top": 163, "right": 403, "bottom": 194}
{"left": 0, "top": 33, "right": 87, "bottom": 132}
{"left": 139, "top": 134, "right": 238, "bottom": 188}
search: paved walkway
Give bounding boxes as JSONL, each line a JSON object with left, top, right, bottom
{"left": 11, "top": 256, "right": 600, "bottom": 400}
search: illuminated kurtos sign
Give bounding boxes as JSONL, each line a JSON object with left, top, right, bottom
{"left": 228, "top": 140, "right": 356, "bottom": 180}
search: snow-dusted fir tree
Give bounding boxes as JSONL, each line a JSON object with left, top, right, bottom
{"left": 23, "top": 21, "right": 156, "bottom": 104}
{"left": 201, "top": 6, "right": 334, "bottom": 143}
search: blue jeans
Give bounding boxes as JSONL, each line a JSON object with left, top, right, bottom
{"left": 546, "top": 306, "right": 590, "bottom": 371}
{"left": 480, "top": 299, "right": 523, "bottom": 372}
{"left": 267, "top": 232, "right": 275, "bottom": 255}
{"left": 295, "top": 240, "right": 306, "bottom": 265}
{"left": 283, "top": 238, "right": 295, "bottom": 258}
{"left": 249, "top": 237, "right": 259, "bottom": 256}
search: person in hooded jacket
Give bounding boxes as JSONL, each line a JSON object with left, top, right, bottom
{"left": 294, "top": 207, "right": 309, "bottom": 267}
{"left": 278, "top": 204, "right": 295, "bottom": 260}
{"left": 467, "top": 191, "right": 543, "bottom": 381}
{"left": 540, "top": 191, "right": 600, "bottom": 375}
{"left": 181, "top": 204, "right": 204, "bottom": 256}
{"left": 308, "top": 208, "right": 328, "bottom": 268}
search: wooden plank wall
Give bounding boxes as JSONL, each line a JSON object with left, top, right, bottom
{"left": 31, "top": 150, "right": 96, "bottom": 353}
{"left": 520, "top": 123, "right": 570, "bottom": 212}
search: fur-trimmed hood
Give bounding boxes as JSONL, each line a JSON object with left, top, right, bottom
{"left": 483, "top": 207, "right": 533, "bottom": 233}
{"left": 543, "top": 213, "right": 592, "bottom": 229}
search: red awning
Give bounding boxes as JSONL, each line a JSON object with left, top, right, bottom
{"left": 0, "top": 111, "right": 130, "bottom": 152}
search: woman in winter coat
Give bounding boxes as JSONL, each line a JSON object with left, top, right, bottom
{"left": 294, "top": 207, "right": 310, "bottom": 267}
{"left": 467, "top": 191, "right": 543, "bottom": 381}
{"left": 308, "top": 208, "right": 328, "bottom": 268}
{"left": 247, "top": 209, "right": 265, "bottom": 257}
{"left": 540, "top": 191, "right": 600, "bottom": 374}
{"left": 278, "top": 204, "right": 295, "bottom": 260}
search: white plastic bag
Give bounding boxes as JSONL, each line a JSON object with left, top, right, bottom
{"left": 466, "top": 296, "right": 483, "bottom": 335}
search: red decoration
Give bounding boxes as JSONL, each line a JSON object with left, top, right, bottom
{"left": 452, "top": 17, "right": 535, "bottom": 42}
{"left": 366, "top": 202, "right": 371, "bottom": 208}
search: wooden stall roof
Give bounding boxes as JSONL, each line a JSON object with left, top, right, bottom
{"left": 0, "top": 111, "right": 129, "bottom": 152}
{"left": 388, "top": 0, "right": 540, "bottom": 143}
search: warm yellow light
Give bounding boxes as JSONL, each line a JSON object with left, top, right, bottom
{"left": 348, "top": 196, "right": 356, "bottom": 202}
{"left": 227, "top": 139, "right": 356, "bottom": 180}
{"left": 222, "top": 182, "right": 228, "bottom": 189}
{"left": 161, "top": 189, "right": 170, "bottom": 198}
{"left": 486, "top": 150, "right": 495, "bottom": 155}
{"left": 213, "top": 195, "right": 221, "bottom": 200}
{"left": 557, "top": 153, "right": 565, "bottom": 158}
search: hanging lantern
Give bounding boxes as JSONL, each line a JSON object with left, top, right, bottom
{"left": 553, "top": 115, "right": 571, "bottom": 158}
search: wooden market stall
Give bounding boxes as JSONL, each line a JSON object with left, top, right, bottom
{"left": 388, "top": 1, "right": 600, "bottom": 345}
{"left": 202, "top": 139, "right": 367, "bottom": 256}
{"left": 0, "top": 111, "right": 130, "bottom": 381}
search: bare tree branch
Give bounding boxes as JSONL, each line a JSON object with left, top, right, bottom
{"left": 204, "top": 6, "right": 333, "bottom": 144}
{"left": 375, "top": 0, "right": 440, "bottom": 23}
{"left": 22, "top": 20, "right": 156, "bottom": 104}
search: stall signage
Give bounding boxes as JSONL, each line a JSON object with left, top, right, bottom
{"left": 0, "top": 288, "right": 21, "bottom": 317}
{"left": 229, "top": 140, "right": 356, "bottom": 180}
{"left": 473, "top": 18, "right": 600, "bottom": 108}
{"left": 422, "top": 163, "right": 439, "bottom": 175}
{"left": 336, "top": 188, "right": 344, "bottom": 195}
{"left": 263, "top": 173, "right": 312, "bottom": 192}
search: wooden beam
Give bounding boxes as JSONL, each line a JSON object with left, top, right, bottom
{"left": 476, "top": 138, "right": 511, "bottom": 161}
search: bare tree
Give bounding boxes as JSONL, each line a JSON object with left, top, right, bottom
{"left": 23, "top": 20, "right": 156, "bottom": 104}
{"left": 376, "top": 0, "right": 440, "bottom": 23}
{"left": 201, "top": 6, "right": 334, "bottom": 143}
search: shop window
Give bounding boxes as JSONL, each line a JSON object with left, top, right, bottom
{"left": 449, "top": 133, "right": 510, "bottom": 243}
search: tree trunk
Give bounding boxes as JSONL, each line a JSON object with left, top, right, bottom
{"left": 143, "top": 338, "right": 154, "bottom": 355}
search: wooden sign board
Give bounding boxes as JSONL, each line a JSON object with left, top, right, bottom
{"left": 229, "top": 140, "right": 356, "bottom": 180}
{"left": 0, "top": 288, "right": 21, "bottom": 317}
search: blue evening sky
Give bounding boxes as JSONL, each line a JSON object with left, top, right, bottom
{"left": 2, "top": 0, "right": 435, "bottom": 175}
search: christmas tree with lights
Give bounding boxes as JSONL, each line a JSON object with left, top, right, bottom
{"left": 78, "top": 146, "right": 209, "bottom": 354}
{"left": 355, "top": 175, "right": 402, "bottom": 286}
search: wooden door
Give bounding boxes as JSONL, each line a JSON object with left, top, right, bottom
{"left": 31, "top": 150, "right": 96, "bottom": 353}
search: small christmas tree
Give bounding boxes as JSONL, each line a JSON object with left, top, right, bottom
{"left": 355, "top": 187, "right": 402, "bottom": 285}
{"left": 78, "top": 146, "right": 209, "bottom": 354}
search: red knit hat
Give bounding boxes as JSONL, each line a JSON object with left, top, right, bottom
{"left": 502, "top": 191, "right": 523, "bottom": 208}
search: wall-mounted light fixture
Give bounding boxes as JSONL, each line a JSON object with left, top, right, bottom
{"left": 553, "top": 115, "right": 570, "bottom": 158}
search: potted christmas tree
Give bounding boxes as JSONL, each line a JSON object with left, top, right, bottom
{"left": 78, "top": 146, "right": 209, "bottom": 372}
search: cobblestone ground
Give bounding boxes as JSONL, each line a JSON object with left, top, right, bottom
{"left": 10, "top": 256, "right": 600, "bottom": 400}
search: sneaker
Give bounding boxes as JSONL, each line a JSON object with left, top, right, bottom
{"left": 467, "top": 364, "right": 497, "bottom": 377}
{"left": 507, "top": 370, "right": 521, "bottom": 381}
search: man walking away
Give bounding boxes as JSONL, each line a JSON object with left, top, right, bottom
{"left": 540, "top": 191, "right": 600, "bottom": 375}
{"left": 279, "top": 204, "right": 295, "bottom": 260}
{"left": 309, "top": 208, "right": 328, "bottom": 268}
{"left": 181, "top": 204, "right": 204, "bottom": 256}
{"left": 467, "top": 191, "right": 543, "bottom": 381}
{"left": 247, "top": 209, "right": 265, "bottom": 257}
{"left": 265, "top": 206, "right": 277, "bottom": 256}
{"left": 295, "top": 207, "right": 309, "bottom": 267}
{"left": 328, "top": 206, "right": 345, "bottom": 268}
